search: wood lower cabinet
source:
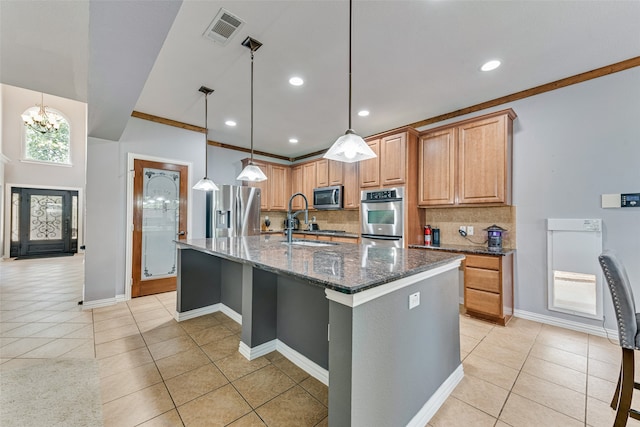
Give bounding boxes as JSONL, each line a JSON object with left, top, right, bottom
{"left": 463, "top": 252, "right": 514, "bottom": 325}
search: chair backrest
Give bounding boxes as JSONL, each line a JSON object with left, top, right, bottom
{"left": 599, "top": 250, "right": 637, "bottom": 349}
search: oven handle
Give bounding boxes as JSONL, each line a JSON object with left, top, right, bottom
{"left": 361, "top": 197, "right": 403, "bottom": 203}
{"left": 361, "top": 234, "right": 402, "bottom": 241}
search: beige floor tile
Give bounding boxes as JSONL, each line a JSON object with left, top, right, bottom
{"left": 226, "top": 411, "right": 267, "bottom": 426}
{"left": 179, "top": 315, "right": 221, "bottom": 335}
{"left": 462, "top": 353, "right": 519, "bottom": 390}
{"left": 0, "top": 322, "right": 27, "bottom": 333}
{"left": 451, "top": 373, "right": 509, "bottom": 417}
{"left": 148, "top": 335, "right": 198, "bottom": 361}
{"left": 142, "top": 322, "right": 188, "bottom": 346}
{"left": 483, "top": 328, "right": 536, "bottom": 354}
{"left": 499, "top": 393, "right": 583, "bottom": 427}
{"left": 472, "top": 340, "right": 528, "bottom": 370}
{"left": 60, "top": 339, "right": 96, "bottom": 358}
{"left": 30, "top": 322, "right": 87, "bottom": 338}
{"left": 587, "top": 374, "right": 616, "bottom": 403}
{"left": 137, "top": 409, "right": 184, "bottom": 427}
{"left": 156, "top": 347, "right": 211, "bottom": 380}
{"left": 529, "top": 342, "right": 588, "bottom": 373}
{"left": 98, "top": 346, "right": 154, "bottom": 378}
{"left": 255, "top": 385, "right": 327, "bottom": 427}
{"left": 586, "top": 396, "right": 640, "bottom": 427}
{"left": 133, "top": 307, "right": 173, "bottom": 324}
{"left": 39, "top": 310, "right": 93, "bottom": 323}
{"left": 521, "top": 355, "right": 586, "bottom": 393}
{"left": 589, "top": 357, "right": 620, "bottom": 382}
{"left": 507, "top": 317, "right": 543, "bottom": 335}
{"left": 459, "top": 334, "right": 480, "bottom": 354}
{"left": 233, "top": 364, "right": 297, "bottom": 408}
{"left": 165, "top": 363, "right": 229, "bottom": 406}
{"left": 63, "top": 324, "right": 95, "bottom": 339}
{"left": 95, "top": 333, "right": 147, "bottom": 359}
{"left": 190, "top": 323, "right": 235, "bottom": 347}
{"left": 270, "top": 354, "right": 310, "bottom": 383}
{"left": 214, "top": 352, "right": 271, "bottom": 382}
{"left": 178, "top": 383, "right": 252, "bottom": 427}
{"left": 512, "top": 371, "right": 585, "bottom": 421}
{"left": 21, "top": 338, "right": 90, "bottom": 359}
{"left": 495, "top": 422, "right": 512, "bottom": 427}
{"left": 589, "top": 341, "right": 620, "bottom": 365}
{"left": 94, "top": 323, "right": 141, "bottom": 345}
{"left": 103, "top": 382, "right": 175, "bottom": 427}
{"left": 429, "top": 396, "right": 496, "bottom": 427}
{"left": 138, "top": 317, "right": 177, "bottom": 333}
{"left": 201, "top": 334, "right": 240, "bottom": 361}
{"left": 534, "top": 332, "right": 588, "bottom": 356}
{"left": 0, "top": 357, "right": 48, "bottom": 372}
{"left": 459, "top": 320, "right": 493, "bottom": 340}
{"left": 220, "top": 319, "right": 242, "bottom": 335}
{"left": 1, "top": 322, "right": 57, "bottom": 337}
{"left": 94, "top": 314, "right": 136, "bottom": 333}
{"left": 100, "top": 362, "right": 163, "bottom": 403}
{"left": 0, "top": 337, "right": 53, "bottom": 358}
{"left": 300, "top": 376, "right": 328, "bottom": 407}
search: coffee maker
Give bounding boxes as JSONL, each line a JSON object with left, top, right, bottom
{"left": 485, "top": 225, "right": 506, "bottom": 251}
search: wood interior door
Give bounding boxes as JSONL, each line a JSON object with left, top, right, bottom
{"left": 132, "top": 159, "right": 188, "bottom": 297}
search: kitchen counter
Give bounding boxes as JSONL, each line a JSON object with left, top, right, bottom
{"left": 178, "top": 236, "right": 461, "bottom": 294}
{"left": 409, "top": 243, "right": 515, "bottom": 256}
{"left": 175, "top": 235, "right": 464, "bottom": 426}
{"left": 291, "top": 230, "right": 360, "bottom": 239}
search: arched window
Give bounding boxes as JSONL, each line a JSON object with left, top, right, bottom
{"left": 22, "top": 107, "right": 71, "bottom": 165}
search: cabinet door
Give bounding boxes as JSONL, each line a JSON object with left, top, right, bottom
{"left": 418, "top": 128, "right": 456, "bottom": 206}
{"left": 316, "top": 159, "right": 329, "bottom": 187}
{"left": 359, "top": 139, "right": 380, "bottom": 188}
{"left": 268, "top": 164, "right": 290, "bottom": 211}
{"left": 458, "top": 114, "right": 508, "bottom": 204}
{"left": 243, "top": 159, "right": 269, "bottom": 210}
{"left": 328, "top": 160, "right": 343, "bottom": 186}
{"left": 380, "top": 133, "right": 406, "bottom": 186}
{"left": 290, "top": 165, "right": 303, "bottom": 210}
{"left": 302, "top": 162, "right": 317, "bottom": 207}
{"left": 343, "top": 162, "right": 359, "bottom": 209}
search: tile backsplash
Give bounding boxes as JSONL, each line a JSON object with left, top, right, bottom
{"left": 423, "top": 206, "right": 516, "bottom": 249}
{"left": 260, "top": 210, "right": 360, "bottom": 234}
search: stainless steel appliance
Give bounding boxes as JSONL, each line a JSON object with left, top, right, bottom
{"left": 360, "top": 187, "right": 404, "bottom": 247}
{"left": 283, "top": 217, "right": 300, "bottom": 230}
{"left": 313, "top": 185, "right": 343, "bottom": 210}
{"left": 212, "top": 185, "right": 261, "bottom": 237}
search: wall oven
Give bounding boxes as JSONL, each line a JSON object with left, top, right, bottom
{"left": 360, "top": 187, "right": 404, "bottom": 248}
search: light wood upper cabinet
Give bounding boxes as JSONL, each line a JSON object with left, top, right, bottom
{"left": 418, "top": 109, "right": 516, "bottom": 207}
{"left": 359, "top": 139, "right": 380, "bottom": 188}
{"left": 328, "top": 160, "right": 343, "bottom": 186}
{"left": 268, "top": 164, "right": 290, "bottom": 210}
{"left": 342, "top": 161, "right": 359, "bottom": 209}
{"left": 290, "top": 165, "right": 303, "bottom": 210}
{"left": 380, "top": 133, "right": 406, "bottom": 186}
{"left": 418, "top": 128, "right": 456, "bottom": 206}
{"left": 316, "top": 159, "right": 329, "bottom": 188}
{"left": 302, "top": 162, "right": 317, "bottom": 206}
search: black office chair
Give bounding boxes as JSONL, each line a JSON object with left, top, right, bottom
{"left": 599, "top": 250, "right": 640, "bottom": 427}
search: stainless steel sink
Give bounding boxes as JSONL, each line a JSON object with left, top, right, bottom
{"left": 284, "top": 240, "right": 337, "bottom": 247}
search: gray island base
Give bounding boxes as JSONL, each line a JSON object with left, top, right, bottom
{"left": 175, "top": 236, "right": 464, "bottom": 426}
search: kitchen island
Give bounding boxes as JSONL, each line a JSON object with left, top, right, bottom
{"left": 176, "top": 235, "right": 464, "bottom": 426}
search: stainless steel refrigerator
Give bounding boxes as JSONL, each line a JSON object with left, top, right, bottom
{"left": 212, "top": 185, "right": 261, "bottom": 237}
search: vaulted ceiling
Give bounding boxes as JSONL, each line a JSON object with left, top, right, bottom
{"left": 2, "top": 1, "right": 639, "bottom": 157}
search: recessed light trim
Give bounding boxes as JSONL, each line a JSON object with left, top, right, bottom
{"left": 289, "top": 77, "right": 304, "bottom": 86}
{"left": 225, "top": 120, "right": 237, "bottom": 126}
{"left": 358, "top": 110, "right": 370, "bottom": 117}
{"left": 289, "top": 138, "right": 298, "bottom": 144}
{"left": 481, "top": 60, "right": 501, "bottom": 72}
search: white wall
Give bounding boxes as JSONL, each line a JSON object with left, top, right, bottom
{"left": 418, "top": 67, "right": 640, "bottom": 330}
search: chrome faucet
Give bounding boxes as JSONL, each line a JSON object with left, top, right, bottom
{"left": 285, "top": 192, "right": 309, "bottom": 244}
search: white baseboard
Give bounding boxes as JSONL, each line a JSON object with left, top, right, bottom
{"left": 82, "top": 296, "right": 119, "bottom": 310}
{"left": 239, "top": 340, "right": 277, "bottom": 360}
{"left": 175, "top": 303, "right": 221, "bottom": 322}
{"left": 220, "top": 305, "right": 242, "bottom": 324}
{"left": 115, "top": 294, "right": 126, "bottom": 302}
{"left": 277, "top": 340, "right": 329, "bottom": 386}
{"left": 514, "top": 309, "right": 618, "bottom": 340}
{"left": 407, "top": 364, "right": 464, "bottom": 427}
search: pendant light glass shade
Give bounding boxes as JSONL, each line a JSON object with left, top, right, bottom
{"left": 193, "top": 86, "right": 219, "bottom": 192}
{"left": 236, "top": 37, "right": 267, "bottom": 183}
{"left": 324, "top": 0, "right": 376, "bottom": 164}
{"left": 236, "top": 163, "right": 267, "bottom": 182}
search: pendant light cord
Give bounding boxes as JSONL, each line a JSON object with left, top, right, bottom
{"left": 348, "top": 0, "right": 353, "bottom": 131}
{"left": 250, "top": 50, "right": 255, "bottom": 164}
{"left": 204, "top": 92, "right": 209, "bottom": 178}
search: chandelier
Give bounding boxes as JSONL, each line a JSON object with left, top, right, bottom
{"left": 21, "top": 93, "right": 60, "bottom": 134}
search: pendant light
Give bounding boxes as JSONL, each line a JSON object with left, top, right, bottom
{"left": 236, "top": 36, "right": 267, "bottom": 182}
{"left": 324, "top": 0, "right": 376, "bottom": 163}
{"left": 193, "top": 86, "right": 219, "bottom": 191}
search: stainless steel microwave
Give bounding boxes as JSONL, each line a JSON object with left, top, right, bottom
{"left": 313, "top": 185, "right": 343, "bottom": 210}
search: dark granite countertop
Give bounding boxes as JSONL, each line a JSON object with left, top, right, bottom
{"left": 409, "top": 244, "right": 515, "bottom": 256}
{"left": 291, "top": 230, "right": 360, "bottom": 239}
{"left": 178, "top": 235, "right": 463, "bottom": 294}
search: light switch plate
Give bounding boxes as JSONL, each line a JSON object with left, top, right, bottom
{"left": 409, "top": 292, "right": 420, "bottom": 309}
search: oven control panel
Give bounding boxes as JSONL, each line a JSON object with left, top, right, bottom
{"left": 362, "top": 187, "right": 404, "bottom": 202}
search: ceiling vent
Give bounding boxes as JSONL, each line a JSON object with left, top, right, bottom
{"left": 203, "top": 8, "right": 245, "bottom": 45}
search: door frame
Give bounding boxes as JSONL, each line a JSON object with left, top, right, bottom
{"left": 125, "top": 153, "right": 193, "bottom": 301}
{"left": 3, "top": 183, "right": 84, "bottom": 259}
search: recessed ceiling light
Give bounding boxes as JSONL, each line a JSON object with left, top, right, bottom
{"left": 225, "top": 120, "right": 237, "bottom": 126}
{"left": 481, "top": 60, "right": 501, "bottom": 72}
{"left": 289, "top": 77, "right": 304, "bottom": 86}
{"left": 358, "top": 110, "right": 370, "bottom": 117}
{"left": 289, "top": 138, "right": 298, "bottom": 144}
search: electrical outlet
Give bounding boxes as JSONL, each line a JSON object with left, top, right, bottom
{"left": 459, "top": 226, "right": 466, "bottom": 234}
{"left": 467, "top": 226, "right": 474, "bottom": 236}
{"left": 409, "top": 292, "right": 420, "bottom": 309}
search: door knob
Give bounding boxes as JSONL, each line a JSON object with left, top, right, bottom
{"left": 177, "top": 231, "right": 186, "bottom": 236}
